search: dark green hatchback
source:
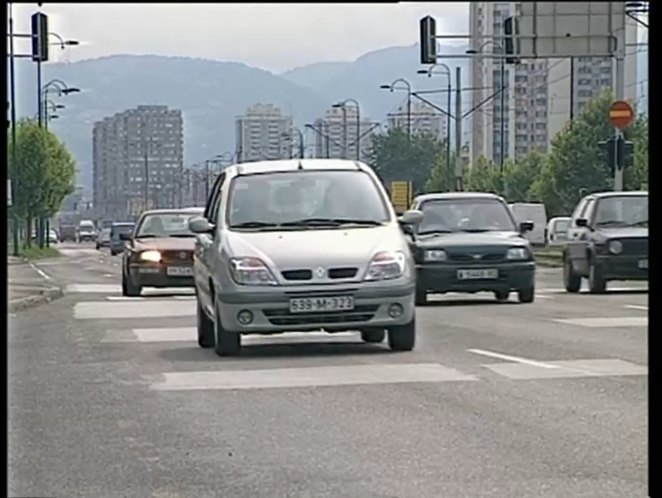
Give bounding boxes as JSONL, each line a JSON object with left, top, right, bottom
{"left": 408, "top": 193, "right": 536, "bottom": 305}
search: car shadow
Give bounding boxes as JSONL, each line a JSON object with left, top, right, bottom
{"left": 580, "top": 289, "right": 648, "bottom": 296}
{"left": 422, "top": 298, "right": 517, "bottom": 307}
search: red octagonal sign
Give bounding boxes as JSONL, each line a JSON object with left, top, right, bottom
{"left": 609, "top": 100, "right": 635, "bottom": 130}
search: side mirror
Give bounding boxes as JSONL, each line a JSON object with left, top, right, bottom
{"left": 119, "top": 232, "right": 132, "bottom": 241}
{"left": 189, "top": 216, "right": 215, "bottom": 234}
{"left": 575, "top": 218, "right": 588, "bottom": 228}
{"left": 519, "top": 221, "right": 534, "bottom": 233}
{"left": 399, "top": 209, "right": 424, "bottom": 226}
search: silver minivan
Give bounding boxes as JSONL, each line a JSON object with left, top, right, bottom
{"left": 189, "top": 159, "right": 423, "bottom": 356}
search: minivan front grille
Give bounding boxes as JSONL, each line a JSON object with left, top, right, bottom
{"left": 448, "top": 252, "right": 504, "bottom": 263}
{"left": 328, "top": 267, "right": 358, "bottom": 279}
{"left": 282, "top": 269, "right": 313, "bottom": 281}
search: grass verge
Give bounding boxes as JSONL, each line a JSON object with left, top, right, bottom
{"left": 18, "top": 245, "right": 61, "bottom": 260}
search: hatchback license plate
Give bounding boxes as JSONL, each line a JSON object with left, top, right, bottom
{"left": 167, "top": 266, "right": 193, "bottom": 276}
{"left": 638, "top": 259, "right": 648, "bottom": 269}
{"left": 289, "top": 296, "right": 354, "bottom": 314}
{"left": 457, "top": 268, "right": 498, "bottom": 280}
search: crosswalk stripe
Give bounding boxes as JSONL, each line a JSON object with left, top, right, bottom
{"left": 106, "top": 327, "right": 358, "bottom": 343}
{"left": 624, "top": 305, "right": 648, "bottom": 311}
{"left": 553, "top": 316, "right": 647, "bottom": 328}
{"left": 74, "top": 300, "right": 195, "bottom": 319}
{"left": 482, "top": 358, "right": 647, "bottom": 380}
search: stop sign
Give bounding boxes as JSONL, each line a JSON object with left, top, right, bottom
{"left": 609, "top": 100, "right": 635, "bottom": 130}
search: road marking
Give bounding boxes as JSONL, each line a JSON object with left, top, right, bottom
{"left": 538, "top": 286, "right": 648, "bottom": 294}
{"left": 625, "top": 305, "right": 648, "bottom": 311}
{"left": 107, "top": 327, "right": 358, "bottom": 343}
{"left": 58, "top": 248, "right": 101, "bottom": 257}
{"left": 149, "top": 363, "right": 478, "bottom": 391}
{"left": 106, "top": 296, "right": 146, "bottom": 301}
{"left": 67, "top": 284, "right": 121, "bottom": 293}
{"left": 535, "top": 294, "right": 553, "bottom": 299}
{"left": 553, "top": 317, "right": 647, "bottom": 328}
{"left": 29, "top": 263, "right": 51, "bottom": 280}
{"left": 104, "top": 274, "right": 114, "bottom": 278}
{"left": 483, "top": 359, "right": 647, "bottom": 380}
{"left": 74, "top": 300, "right": 195, "bottom": 319}
{"left": 468, "top": 349, "right": 561, "bottom": 369}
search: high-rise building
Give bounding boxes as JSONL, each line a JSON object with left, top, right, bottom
{"left": 387, "top": 100, "right": 449, "bottom": 143}
{"left": 92, "top": 105, "right": 184, "bottom": 219}
{"left": 312, "top": 106, "right": 375, "bottom": 163}
{"left": 235, "top": 104, "right": 292, "bottom": 163}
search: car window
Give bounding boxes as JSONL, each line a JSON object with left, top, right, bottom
{"left": 208, "top": 174, "right": 226, "bottom": 225}
{"left": 418, "top": 198, "right": 517, "bottom": 234}
{"left": 135, "top": 213, "right": 201, "bottom": 238}
{"left": 582, "top": 199, "right": 596, "bottom": 223}
{"left": 204, "top": 174, "right": 225, "bottom": 221}
{"left": 570, "top": 198, "right": 587, "bottom": 226}
{"left": 593, "top": 195, "right": 648, "bottom": 227}
{"left": 555, "top": 219, "right": 569, "bottom": 233}
{"left": 226, "top": 170, "right": 390, "bottom": 228}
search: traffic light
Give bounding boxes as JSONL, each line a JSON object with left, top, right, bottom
{"left": 420, "top": 16, "right": 437, "bottom": 65}
{"left": 618, "top": 139, "right": 634, "bottom": 169}
{"left": 503, "top": 16, "right": 521, "bottom": 65}
{"left": 598, "top": 136, "right": 634, "bottom": 175}
{"left": 31, "top": 12, "right": 49, "bottom": 62}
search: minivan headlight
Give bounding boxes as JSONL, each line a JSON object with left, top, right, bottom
{"left": 230, "top": 257, "right": 278, "bottom": 286}
{"left": 506, "top": 247, "right": 529, "bottom": 260}
{"left": 608, "top": 240, "right": 623, "bottom": 255}
{"left": 424, "top": 249, "right": 447, "bottom": 262}
{"left": 364, "top": 251, "right": 406, "bottom": 281}
{"left": 140, "top": 250, "right": 161, "bottom": 262}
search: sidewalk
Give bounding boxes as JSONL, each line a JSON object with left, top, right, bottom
{"left": 8, "top": 260, "right": 64, "bottom": 312}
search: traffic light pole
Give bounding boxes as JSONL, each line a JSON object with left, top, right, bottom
{"left": 613, "top": 54, "right": 625, "bottom": 192}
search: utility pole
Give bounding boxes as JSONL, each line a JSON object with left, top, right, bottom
{"left": 614, "top": 52, "right": 625, "bottom": 191}
{"left": 142, "top": 134, "right": 149, "bottom": 211}
{"left": 341, "top": 105, "right": 348, "bottom": 159}
{"left": 9, "top": 2, "right": 19, "bottom": 256}
{"left": 499, "top": 52, "right": 505, "bottom": 170}
{"left": 569, "top": 57, "right": 575, "bottom": 121}
{"left": 454, "top": 66, "right": 462, "bottom": 191}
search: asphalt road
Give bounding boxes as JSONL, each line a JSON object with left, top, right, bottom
{"left": 8, "top": 242, "right": 648, "bottom": 498}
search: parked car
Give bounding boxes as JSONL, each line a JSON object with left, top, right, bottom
{"left": 48, "top": 229, "right": 58, "bottom": 244}
{"left": 189, "top": 159, "right": 421, "bottom": 357}
{"left": 410, "top": 192, "right": 536, "bottom": 305}
{"left": 77, "top": 220, "right": 97, "bottom": 243}
{"left": 509, "top": 203, "right": 547, "bottom": 246}
{"left": 563, "top": 191, "right": 648, "bottom": 294}
{"left": 120, "top": 208, "right": 203, "bottom": 296}
{"left": 546, "top": 216, "right": 571, "bottom": 246}
{"left": 110, "top": 222, "right": 135, "bottom": 255}
{"left": 96, "top": 228, "right": 111, "bottom": 249}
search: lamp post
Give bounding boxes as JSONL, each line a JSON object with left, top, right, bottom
{"left": 332, "top": 99, "right": 361, "bottom": 161}
{"left": 417, "top": 65, "right": 452, "bottom": 175}
{"left": 380, "top": 78, "right": 412, "bottom": 138}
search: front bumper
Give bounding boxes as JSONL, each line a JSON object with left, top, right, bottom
{"left": 129, "top": 263, "right": 194, "bottom": 288}
{"left": 216, "top": 282, "right": 416, "bottom": 334}
{"left": 595, "top": 254, "right": 648, "bottom": 281}
{"left": 417, "top": 261, "right": 536, "bottom": 293}
{"left": 78, "top": 235, "right": 96, "bottom": 242}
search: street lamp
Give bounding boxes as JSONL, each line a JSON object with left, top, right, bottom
{"left": 467, "top": 41, "right": 506, "bottom": 171}
{"left": 281, "top": 128, "right": 304, "bottom": 159}
{"left": 332, "top": 99, "right": 361, "bottom": 161}
{"left": 49, "top": 32, "right": 79, "bottom": 49}
{"left": 417, "top": 65, "right": 452, "bottom": 174}
{"left": 380, "top": 78, "right": 412, "bottom": 137}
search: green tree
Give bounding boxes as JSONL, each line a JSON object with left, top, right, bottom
{"left": 625, "top": 114, "right": 648, "bottom": 190}
{"left": 503, "top": 148, "right": 546, "bottom": 202}
{"left": 370, "top": 128, "right": 444, "bottom": 194}
{"left": 464, "top": 156, "right": 503, "bottom": 194}
{"left": 424, "top": 145, "right": 454, "bottom": 193}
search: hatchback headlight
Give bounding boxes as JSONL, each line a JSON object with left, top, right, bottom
{"left": 140, "top": 250, "right": 161, "bottom": 262}
{"left": 230, "top": 257, "right": 278, "bottom": 286}
{"left": 609, "top": 240, "right": 623, "bottom": 255}
{"left": 364, "top": 251, "right": 406, "bottom": 281}
{"left": 506, "top": 247, "right": 529, "bottom": 260}
{"left": 424, "top": 249, "right": 447, "bottom": 262}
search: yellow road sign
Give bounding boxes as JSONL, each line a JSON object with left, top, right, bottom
{"left": 390, "top": 181, "right": 412, "bottom": 213}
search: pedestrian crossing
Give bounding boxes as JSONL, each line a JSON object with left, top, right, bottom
{"left": 71, "top": 285, "right": 648, "bottom": 392}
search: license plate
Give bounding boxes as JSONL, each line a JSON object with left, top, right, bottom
{"left": 167, "top": 266, "right": 193, "bottom": 276}
{"left": 638, "top": 259, "right": 648, "bottom": 269}
{"left": 289, "top": 296, "right": 354, "bottom": 314}
{"left": 457, "top": 268, "right": 499, "bottom": 280}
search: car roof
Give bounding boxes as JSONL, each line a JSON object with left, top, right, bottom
{"left": 227, "top": 159, "right": 366, "bottom": 176}
{"left": 585, "top": 190, "right": 648, "bottom": 200}
{"left": 414, "top": 192, "right": 505, "bottom": 203}
{"left": 111, "top": 221, "right": 135, "bottom": 226}
{"left": 140, "top": 208, "right": 204, "bottom": 216}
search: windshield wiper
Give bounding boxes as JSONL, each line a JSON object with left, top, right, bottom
{"left": 596, "top": 220, "right": 628, "bottom": 227}
{"left": 631, "top": 220, "right": 648, "bottom": 227}
{"left": 460, "top": 228, "right": 492, "bottom": 233}
{"left": 280, "top": 218, "right": 343, "bottom": 227}
{"left": 168, "top": 233, "right": 195, "bottom": 238}
{"left": 418, "top": 229, "right": 453, "bottom": 235}
{"left": 136, "top": 234, "right": 159, "bottom": 238}
{"left": 335, "top": 218, "right": 383, "bottom": 226}
{"left": 231, "top": 221, "right": 280, "bottom": 229}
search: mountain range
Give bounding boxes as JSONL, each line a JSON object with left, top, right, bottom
{"left": 12, "top": 43, "right": 471, "bottom": 192}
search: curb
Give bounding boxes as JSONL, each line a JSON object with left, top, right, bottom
{"left": 8, "top": 286, "right": 64, "bottom": 313}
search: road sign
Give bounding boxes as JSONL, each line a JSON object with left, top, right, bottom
{"left": 609, "top": 100, "right": 635, "bottom": 130}
{"left": 390, "top": 181, "right": 412, "bottom": 214}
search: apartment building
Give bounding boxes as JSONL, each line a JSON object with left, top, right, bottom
{"left": 387, "top": 100, "right": 449, "bottom": 143}
{"left": 92, "top": 105, "right": 184, "bottom": 219}
{"left": 312, "top": 106, "right": 374, "bottom": 163}
{"left": 235, "top": 104, "right": 292, "bottom": 163}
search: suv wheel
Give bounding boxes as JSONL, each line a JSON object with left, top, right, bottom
{"left": 361, "top": 328, "right": 385, "bottom": 343}
{"left": 214, "top": 300, "right": 240, "bottom": 356}
{"left": 495, "top": 290, "right": 509, "bottom": 301}
{"left": 121, "top": 269, "right": 141, "bottom": 296}
{"left": 387, "top": 317, "right": 416, "bottom": 351}
{"left": 415, "top": 285, "right": 428, "bottom": 306}
{"left": 197, "top": 302, "right": 214, "bottom": 348}
{"left": 588, "top": 260, "right": 607, "bottom": 294}
{"left": 517, "top": 286, "right": 535, "bottom": 303}
{"left": 563, "top": 257, "right": 581, "bottom": 293}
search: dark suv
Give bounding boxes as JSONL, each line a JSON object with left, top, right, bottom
{"left": 563, "top": 191, "right": 648, "bottom": 294}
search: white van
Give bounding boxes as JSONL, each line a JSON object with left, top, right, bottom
{"left": 546, "top": 216, "right": 571, "bottom": 246}
{"left": 509, "top": 203, "right": 547, "bottom": 246}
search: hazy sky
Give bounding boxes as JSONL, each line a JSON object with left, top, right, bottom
{"left": 10, "top": 2, "right": 470, "bottom": 73}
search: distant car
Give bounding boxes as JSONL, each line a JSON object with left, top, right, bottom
{"left": 509, "top": 203, "right": 547, "bottom": 246}
{"left": 120, "top": 208, "right": 204, "bottom": 296}
{"left": 77, "top": 220, "right": 97, "bottom": 243}
{"left": 59, "top": 225, "right": 77, "bottom": 242}
{"left": 96, "top": 228, "right": 111, "bottom": 249}
{"left": 110, "top": 222, "right": 135, "bottom": 255}
{"left": 410, "top": 192, "right": 536, "bottom": 305}
{"left": 563, "top": 191, "right": 648, "bottom": 294}
{"left": 48, "top": 229, "right": 58, "bottom": 244}
{"left": 546, "top": 216, "right": 571, "bottom": 246}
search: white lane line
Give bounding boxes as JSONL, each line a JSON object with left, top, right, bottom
{"left": 66, "top": 284, "right": 121, "bottom": 293}
{"left": 484, "top": 359, "right": 647, "bottom": 380}
{"left": 538, "top": 287, "right": 648, "bottom": 294}
{"left": 106, "top": 296, "right": 146, "bottom": 301}
{"left": 150, "top": 363, "right": 478, "bottom": 391}
{"left": 553, "top": 317, "right": 647, "bottom": 328}
{"left": 74, "top": 300, "right": 195, "bottom": 319}
{"left": 625, "top": 305, "right": 648, "bottom": 311}
{"left": 468, "top": 348, "right": 561, "bottom": 369}
{"left": 110, "top": 328, "right": 358, "bottom": 343}
{"left": 29, "top": 263, "right": 52, "bottom": 280}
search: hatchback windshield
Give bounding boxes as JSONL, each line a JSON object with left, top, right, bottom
{"left": 227, "top": 170, "right": 390, "bottom": 229}
{"left": 418, "top": 198, "right": 517, "bottom": 234}
{"left": 594, "top": 195, "right": 648, "bottom": 227}
{"left": 111, "top": 224, "right": 135, "bottom": 238}
{"left": 135, "top": 213, "right": 200, "bottom": 238}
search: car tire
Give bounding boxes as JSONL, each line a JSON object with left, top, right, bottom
{"left": 517, "top": 286, "right": 535, "bottom": 303}
{"left": 96, "top": 244, "right": 100, "bottom": 250}
{"left": 588, "top": 260, "right": 607, "bottom": 294}
{"left": 361, "top": 328, "right": 385, "bottom": 343}
{"left": 121, "top": 269, "right": 141, "bottom": 297}
{"left": 197, "top": 302, "right": 215, "bottom": 348}
{"left": 494, "top": 290, "right": 510, "bottom": 301}
{"left": 415, "top": 285, "right": 427, "bottom": 306}
{"left": 387, "top": 316, "right": 416, "bottom": 352}
{"left": 214, "top": 300, "right": 240, "bottom": 356}
{"left": 563, "top": 257, "right": 581, "bottom": 293}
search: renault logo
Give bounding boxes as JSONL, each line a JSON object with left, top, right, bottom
{"left": 472, "top": 254, "right": 482, "bottom": 260}
{"left": 179, "top": 251, "right": 187, "bottom": 259}
{"left": 315, "top": 267, "right": 326, "bottom": 278}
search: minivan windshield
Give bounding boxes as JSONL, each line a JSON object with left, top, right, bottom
{"left": 227, "top": 170, "right": 391, "bottom": 229}
{"left": 593, "top": 195, "right": 648, "bottom": 227}
{"left": 418, "top": 198, "right": 518, "bottom": 234}
{"left": 135, "top": 213, "right": 201, "bottom": 238}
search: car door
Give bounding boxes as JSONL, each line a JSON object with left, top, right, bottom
{"left": 566, "top": 198, "right": 588, "bottom": 261}
{"left": 568, "top": 198, "right": 595, "bottom": 275}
